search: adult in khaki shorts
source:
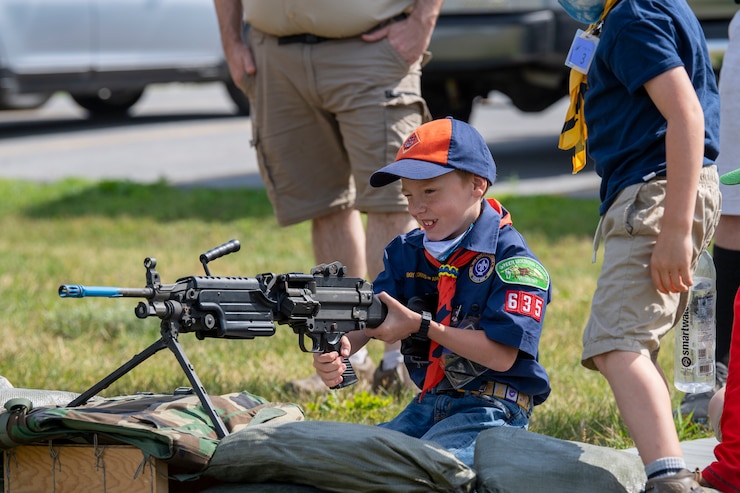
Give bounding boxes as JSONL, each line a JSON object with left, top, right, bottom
{"left": 213, "top": 0, "right": 443, "bottom": 392}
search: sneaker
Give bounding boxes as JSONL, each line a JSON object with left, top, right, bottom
{"left": 371, "top": 362, "right": 419, "bottom": 395}
{"left": 284, "top": 373, "right": 330, "bottom": 394}
{"left": 680, "top": 361, "right": 729, "bottom": 424}
{"left": 644, "top": 469, "right": 705, "bottom": 493}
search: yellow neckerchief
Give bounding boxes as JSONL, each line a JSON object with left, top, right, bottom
{"left": 558, "top": 0, "right": 620, "bottom": 174}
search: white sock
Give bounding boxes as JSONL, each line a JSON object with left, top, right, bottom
{"left": 645, "top": 457, "right": 686, "bottom": 479}
{"left": 381, "top": 349, "right": 403, "bottom": 371}
{"left": 349, "top": 346, "right": 368, "bottom": 365}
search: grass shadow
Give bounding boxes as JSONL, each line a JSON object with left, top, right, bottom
{"left": 21, "top": 179, "right": 275, "bottom": 222}
{"left": 16, "top": 178, "right": 599, "bottom": 239}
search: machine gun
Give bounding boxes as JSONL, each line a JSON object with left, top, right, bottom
{"left": 58, "top": 239, "right": 386, "bottom": 437}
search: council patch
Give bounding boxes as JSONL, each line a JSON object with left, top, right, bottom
{"left": 468, "top": 253, "right": 495, "bottom": 283}
{"left": 495, "top": 257, "right": 550, "bottom": 290}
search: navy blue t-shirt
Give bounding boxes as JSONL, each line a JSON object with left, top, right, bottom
{"left": 584, "top": 0, "right": 720, "bottom": 215}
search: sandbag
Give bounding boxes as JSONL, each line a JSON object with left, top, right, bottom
{"left": 474, "top": 427, "right": 646, "bottom": 493}
{"left": 203, "top": 420, "right": 477, "bottom": 493}
{"left": 0, "top": 388, "right": 94, "bottom": 409}
{"left": 1, "top": 390, "right": 304, "bottom": 471}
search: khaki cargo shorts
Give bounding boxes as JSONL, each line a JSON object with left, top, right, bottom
{"left": 244, "top": 28, "right": 428, "bottom": 226}
{"left": 582, "top": 166, "right": 721, "bottom": 370}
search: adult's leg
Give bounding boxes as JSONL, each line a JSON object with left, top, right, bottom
{"left": 312, "top": 208, "right": 367, "bottom": 278}
{"left": 366, "top": 211, "right": 419, "bottom": 391}
{"left": 365, "top": 211, "right": 417, "bottom": 281}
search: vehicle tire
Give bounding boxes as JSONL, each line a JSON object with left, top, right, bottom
{"left": 224, "top": 80, "right": 250, "bottom": 116}
{"left": 0, "top": 93, "right": 51, "bottom": 110}
{"left": 421, "top": 77, "right": 475, "bottom": 123}
{"left": 71, "top": 88, "right": 145, "bottom": 118}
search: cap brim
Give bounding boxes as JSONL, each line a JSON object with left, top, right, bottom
{"left": 720, "top": 168, "right": 740, "bottom": 186}
{"left": 370, "top": 159, "right": 455, "bottom": 187}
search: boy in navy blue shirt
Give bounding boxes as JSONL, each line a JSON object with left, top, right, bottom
{"left": 312, "top": 117, "right": 551, "bottom": 467}
{"left": 558, "top": 1, "right": 721, "bottom": 491}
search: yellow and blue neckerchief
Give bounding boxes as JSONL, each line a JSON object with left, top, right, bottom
{"left": 558, "top": 0, "right": 620, "bottom": 174}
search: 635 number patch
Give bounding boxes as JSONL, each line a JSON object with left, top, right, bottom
{"left": 505, "top": 290, "right": 544, "bottom": 322}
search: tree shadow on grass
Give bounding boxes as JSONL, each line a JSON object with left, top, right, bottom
{"left": 19, "top": 179, "right": 599, "bottom": 240}
{"left": 22, "top": 180, "right": 275, "bottom": 222}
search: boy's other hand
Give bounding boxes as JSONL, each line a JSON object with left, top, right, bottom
{"left": 365, "top": 291, "right": 421, "bottom": 343}
{"left": 312, "top": 335, "right": 351, "bottom": 388}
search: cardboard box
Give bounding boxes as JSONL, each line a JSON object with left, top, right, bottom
{"left": 4, "top": 443, "right": 168, "bottom": 493}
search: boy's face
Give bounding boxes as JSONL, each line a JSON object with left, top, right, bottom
{"left": 401, "top": 171, "right": 487, "bottom": 241}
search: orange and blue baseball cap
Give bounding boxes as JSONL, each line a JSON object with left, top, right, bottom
{"left": 370, "top": 117, "right": 496, "bottom": 187}
{"left": 720, "top": 167, "right": 740, "bottom": 186}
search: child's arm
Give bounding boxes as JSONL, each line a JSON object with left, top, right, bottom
{"left": 643, "top": 66, "right": 705, "bottom": 294}
{"left": 369, "top": 292, "right": 519, "bottom": 372}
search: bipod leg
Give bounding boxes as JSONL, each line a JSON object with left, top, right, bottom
{"left": 68, "top": 338, "right": 168, "bottom": 407}
{"left": 162, "top": 332, "right": 229, "bottom": 438}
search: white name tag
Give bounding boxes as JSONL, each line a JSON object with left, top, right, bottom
{"left": 565, "top": 29, "right": 599, "bottom": 74}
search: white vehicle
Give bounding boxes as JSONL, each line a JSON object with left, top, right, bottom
{"left": 0, "top": 0, "right": 249, "bottom": 116}
{"left": 0, "top": 0, "right": 735, "bottom": 120}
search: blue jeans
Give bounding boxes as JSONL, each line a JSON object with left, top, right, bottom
{"left": 378, "top": 390, "right": 530, "bottom": 467}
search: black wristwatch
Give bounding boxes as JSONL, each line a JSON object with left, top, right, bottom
{"left": 418, "top": 311, "right": 432, "bottom": 338}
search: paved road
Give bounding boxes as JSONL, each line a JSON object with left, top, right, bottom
{"left": 0, "top": 83, "right": 600, "bottom": 198}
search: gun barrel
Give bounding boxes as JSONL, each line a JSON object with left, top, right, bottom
{"left": 58, "top": 284, "right": 154, "bottom": 299}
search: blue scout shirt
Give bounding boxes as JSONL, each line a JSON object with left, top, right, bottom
{"left": 373, "top": 199, "right": 552, "bottom": 406}
{"left": 584, "top": 0, "right": 720, "bottom": 216}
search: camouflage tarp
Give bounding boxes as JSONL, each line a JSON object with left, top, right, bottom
{"left": 0, "top": 391, "right": 304, "bottom": 471}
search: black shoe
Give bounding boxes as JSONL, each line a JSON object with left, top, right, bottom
{"left": 679, "top": 361, "right": 728, "bottom": 424}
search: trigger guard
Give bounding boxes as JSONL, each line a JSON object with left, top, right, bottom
{"left": 299, "top": 332, "right": 322, "bottom": 353}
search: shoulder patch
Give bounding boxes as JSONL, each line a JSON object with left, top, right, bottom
{"left": 468, "top": 253, "right": 495, "bottom": 283}
{"left": 495, "top": 256, "right": 550, "bottom": 290}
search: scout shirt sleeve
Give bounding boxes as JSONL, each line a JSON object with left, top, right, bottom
{"left": 483, "top": 237, "right": 551, "bottom": 360}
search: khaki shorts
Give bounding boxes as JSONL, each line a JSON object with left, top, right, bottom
{"left": 244, "top": 28, "right": 428, "bottom": 226}
{"left": 582, "top": 166, "right": 721, "bottom": 370}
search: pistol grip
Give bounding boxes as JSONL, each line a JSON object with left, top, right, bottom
{"left": 330, "top": 357, "right": 359, "bottom": 389}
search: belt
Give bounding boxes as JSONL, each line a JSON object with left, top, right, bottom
{"left": 277, "top": 13, "right": 408, "bottom": 45}
{"left": 436, "top": 381, "right": 532, "bottom": 412}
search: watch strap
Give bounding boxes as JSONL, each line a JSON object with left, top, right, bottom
{"left": 418, "top": 311, "right": 432, "bottom": 338}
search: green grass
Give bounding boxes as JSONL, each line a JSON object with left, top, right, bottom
{"left": 0, "top": 178, "right": 713, "bottom": 448}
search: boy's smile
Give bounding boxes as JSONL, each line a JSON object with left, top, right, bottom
{"left": 401, "top": 171, "right": 487, "bottom": 241}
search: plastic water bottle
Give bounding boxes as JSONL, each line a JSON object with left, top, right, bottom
{"left": 674, "top": 249, "right": 716, "bottom": 393}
